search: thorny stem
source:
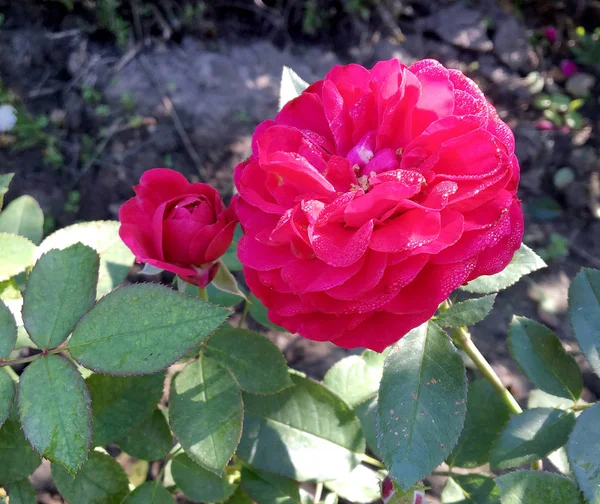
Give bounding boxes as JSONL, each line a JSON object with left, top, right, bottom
{"left": 238, "top": 301, "right": 249, "bottom": 328}
{"left": 0, "top": 347, "right": 64, "bottom": 368}
{"left": 571, "top": 403, "right": 593, "bottom": 412}
{"left": 359, "top": 453, "right": 386, "bottom": 469}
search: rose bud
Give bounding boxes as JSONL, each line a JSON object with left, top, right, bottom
{"left": 235, "top": 59, "right": 523, "bottom": 351}
{"left": 119, "top": 168, "right": 238, "bottom": 287}
{"left": 382, "top": 477, "right": 426, "bottom": 503}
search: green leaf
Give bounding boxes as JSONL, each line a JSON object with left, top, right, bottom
{"left": 169, "top": 355, "right": 243, "bottom": 475}
{"left": 117, "top": 409, "right": 172, "bottom": 460}
{"left": 435, "top": 295, "right": 496, "bottom": 328}
{"left": 87, "top": 372, "right": 165, "bottom": 446}
{"left": 237, "top": 373, "right": 365, "bottom": 482}
{"left": 279, "top": 66, "right": 310, "bottom": 110}
{"left": 0, "top": 195, "right": 44, "bottom": 244}
{"left": 355, "top": 397, "right": 380, "bottom": 459}
{"left": 207, "top": 282, "right": 244, "bottom": 307}
{"left": 569, "top": 267, "right": 600, "bottom": 378}
{"left": 509, "top": 316, "right": 582, "bottom": 401}
{"left": 462, "top": 245, "right": 546, "bottom": 294}
{"left": 527, "top": 389, "right": 575, "bottom": 410}
{"left": 377, "top": 321, "right": 467, "bottom": 490}
{"left": 171, "top": 453, "right": 237, "bottom": 502}
{"left": 18, "top": 355, "right": 92, "bottom": 474}
{"left": 121, "top": 481, "right": 174, "bottom": 504}
{"left": 548, "top": 446, "right": 573, "bottom": 478}
{"left": 567, "top": 403, "right": 600, "bottom": 503}
{"left": 0, "top": 418, "right": 41, "bottom": 483}
{"left": 241, "top": 466, "right": 305, "bottom": 504}
{"left": 8, "top": 477, "right": 36, "bottom": 504}
{"left": 23, "top": 244, "right": 99, "bottom": 350}
{"left": 37, "top": 221, "right": 134, "bottom": 297}
{"left": 53, "top": 451, "right": 130, "bottom": 504}
{"left": 324, "top": 464, "right": 384, "bottom": 503}
{"left": 549, "top": 93, "right": 571, "bottom": 112}
{"left": 324, "top": 493, "right": 339, "bottom": 504}
{"left": 0, "top": 233, "right": 36, "bottom": 282}
{"left": 495, "top": 471, "right": 583, "bottom": 504}
{"left": 0, "top": 369, "right": 15, "bottom": 428}
{"left": 447, "top": 379, "right": 512, "bottom": 468}
{"left": 441, "top": 474, "right": 500, "bottom": 504}
{"left": 68, "top": 283, "right": 229, "bottom": 375}
{"left": 0, "top": 299, "right": 17, "bottom": 358}
{"left": 0, "top": 173, "right": 14, "bottom": 210}
{"left": 204, "top": 327, "right": 292, "bottom": 394}
{"left": 226, "top": 487, "right": 255, "bottom": 504}
{"left": 490, "top": 407, "right": 576, "bottom": 469}
{"left": 248, "top": 293, "right": 286, "bottom": 331}
{"left": 212, "top": 263, "right": 248, "bottom": 301}
{"left": 323, "top": 353, "right": 384, "bottom": 407}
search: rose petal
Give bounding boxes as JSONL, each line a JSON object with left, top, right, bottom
{"left": 310, "top": 219, "right": 373, "bottom": 267}
{"left": 370, "top": 210, "right": 440, "bottom": 253}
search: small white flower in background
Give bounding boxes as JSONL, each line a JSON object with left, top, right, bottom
{"left": 0, "top": 104, "right": 17, "bottom": 132}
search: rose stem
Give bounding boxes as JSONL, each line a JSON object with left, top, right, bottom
{"left": 313, "top": 483, "right": 323, "bottom": 504}
{"left": 440, "top": 300, "right": 542, "bottom": 470}
{"left": 359, "top": 453, "right": 385, "bottom": 469}
{"left": 237, "top": 301, "right": 249, "bottom": 328}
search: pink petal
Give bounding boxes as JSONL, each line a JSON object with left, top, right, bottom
{"left": 238, "top": 235, "right": 296, "bottom": 271}
{"left": 205, "top": 220, "right": 237, "bottom": 262}
{"left": 370, "top": 210, "right": 440, "bottom": 253}
{"left": 326, "top": 250, "right": 388, "bottom": 300}
{"left": 310, "top": 219, "right": 373, "bottom": 267}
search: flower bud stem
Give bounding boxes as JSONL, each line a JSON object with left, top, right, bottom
{"left": 313, "top": 482, "right": 323, "bottom": 504}
{"left": 238, "top": 302, "right": 249, "bottom": 328}
{"left": 197, "top": 287, "right": 208, "bottom": 301}
{"left": 359, "top": 453, "right": 386, "bottom": 469}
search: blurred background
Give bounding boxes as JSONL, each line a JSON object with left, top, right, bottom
{"left": 0, "top": 0, "right": 599, "bottom": 500}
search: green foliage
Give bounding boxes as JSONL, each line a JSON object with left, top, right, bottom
{"left": 0, "top": 233, "right": 36, "bottom": 282}
{"left": 8, "top": 477, "right": 37, "bottom": 504}
{"left": 0, "top": 195, "right": 44, "bottom": 244}
{"left": 533, "top": 92, "right": 585, "bottom": 130}
{"left": 241, "top": 466, "right": 308, "bottom": 504}
{"left": 537, "top": 233, "right": 569, "bottom": 262}
{"left": 447, "top": 380, "right": 512, "bottom": 468}
{"left": 0, "top": 370, "right": 15, "bottom": 428}
{"left": 23, "top": 244, "right": 99, "bottom": 349}
{"left": 323, "top": 350, "right": 386, "bottom": 407}
{"left": 237, "top": 373, "right": 365, "bottom": 482}
{"left": 121, "top": 481, "right": 174, "bottom": 503}
{"left": 462, "top": 245, "right": 546, "bottom": 294}
{"left": 490, "top": 408, "right": 576, "bottom": 469}
{"left": 377, "top": 322, "right": 467, "bottom": 490}
{"left": 324, "top": 464, "right": 384, "bottom": 503}
{"left": 435, "top": 295, "right": 496, "bottom": 328}
{"left": 569, "top": 268, "right": 600, "bottom": 378}
{"left": 495, "top": 471, "right": 583, "bottom": 503}
{"left": 0, "top": 299, "right": 17, "bottom": 358}
{"left": 508, "top": 316, "right": 582, "bottom": 400}
{"left": 169, "top": 355, "right": 243, "bottom": 475}
{"left": 571, "top": 27, "right": 600, "bottom": 66}
{"left": 87, "top": 372, "right": 165, "bottom": 446}
{"left": 52, "top": 451, "right": 130, "bottom": 504}
{"left": 37, "top": 220, "right": 134, "bottom": 297}
{"left": 117, "top": 409, "right": 172, "bottom": 461}
{"left": 567, "top": 403, "right": 600, "bottom": 503}
{"left": 0, "top": 173, "right": 14, "bottom": 209}
{"left": 68, "top": 283, "right": 229, "bottom": 374}
{"left": 0, "top": 418, "right": 41, "bottom": 483}
{"left": 204, "top": 327, "right": 292, "bottom": 394}
{"left": 442, "top": 474, "right": 500, "bottom": 504}
{"left": 171, "top": 453, "right": 237, "bottom": 502}
{"left": 18, "top": 355, "right": 92, "bottom": 474}
{"left": 279, "top": 66, "right": 310, "bottom": 110}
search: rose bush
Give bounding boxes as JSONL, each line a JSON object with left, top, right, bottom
{"left": 235, "top": 59, "right": 524, "bottom": 351}
{"left": 119, "top": 168, "right": 238, "bottom": 287}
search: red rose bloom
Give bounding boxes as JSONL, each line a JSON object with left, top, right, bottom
{"left": 119, "top": 168, "right": 238, "bottom": 287}
{"left": 235, "top": 59, "right": 523, "bottom": 351}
